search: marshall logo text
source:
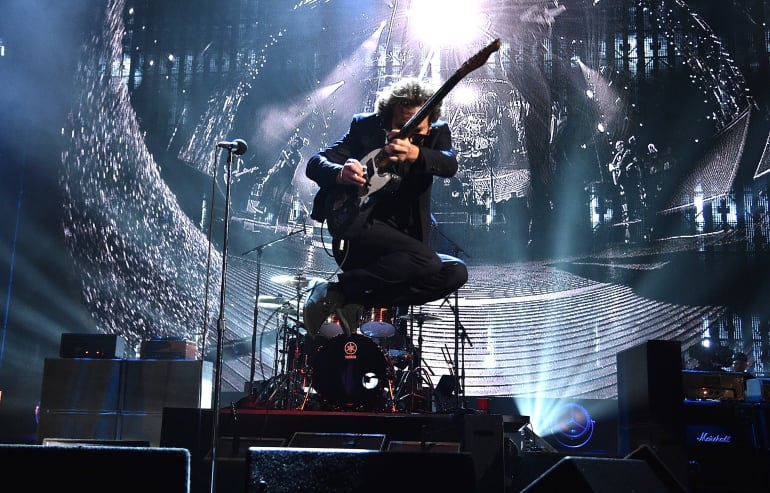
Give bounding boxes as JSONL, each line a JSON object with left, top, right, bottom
{"left": 696, "top": 432, "right": 732, "bottom": 444}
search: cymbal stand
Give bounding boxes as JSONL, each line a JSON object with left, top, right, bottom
{"left": 241, "top": 226, "right": 305, "bottom": 396}
{"left": 264, "top": 318, "right": 300, "bottom": 410}
{"left": 393, "top": 308, "right": 435, "bottom": 412}
{"left": 262, "top": 274, "right": 312, "bottom": 410}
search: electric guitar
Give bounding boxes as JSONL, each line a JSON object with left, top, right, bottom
{"left": 608, "top": 158, "right": 621, "bottom": 186}
{"left": 325, "top": 38, "right": 502, "bottom": 238}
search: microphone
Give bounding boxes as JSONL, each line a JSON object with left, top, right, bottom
{"left": 217, "top": 139, "right": 248, "bottom": 155}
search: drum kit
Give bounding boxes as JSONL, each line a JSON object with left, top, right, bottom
{"left": 249, "top": 273, "right": 442, "bottom": 413}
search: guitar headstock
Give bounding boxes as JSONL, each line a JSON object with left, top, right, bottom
{"left": 459, "top": 39, "right": 502, "bottom": 77}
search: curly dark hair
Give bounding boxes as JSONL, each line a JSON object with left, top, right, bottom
{"left": 375, "top": 77, "right": 441, "bottom": 124}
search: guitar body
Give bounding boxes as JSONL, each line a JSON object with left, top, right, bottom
{"left": 324, "top": 38, "right": 501, "bottom": 238}
{"left": 325, "top": 148, "right": 402, "bottom": 238}
{"left": 609, "top": 162, "right": 621, "bottom": 186}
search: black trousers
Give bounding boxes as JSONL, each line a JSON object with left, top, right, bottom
{"left": 331, "top": 219, "right": 468, "bottom": 308}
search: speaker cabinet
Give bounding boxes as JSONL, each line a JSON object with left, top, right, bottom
{"left": 38, "top": 359, "right": 212, "bottom": 446}
{"left": 521, "top": 456, "right": 671, "bottom": 492}
{"left": 683, "top": 400, "right": 765, "bottom": 492}
{"left": 616, "top": 340, "right": 688, "bottom": 488}
{"left": 617, "top": 340, "right": 684, "bottom": 443}
{"left": 0, "top": 444, "right": 190, "bottom": 493}
{"left": 40, "top": 358, "right": 123, "bottom": 411}
{"left": 123, "top": 360, "right": 212, "bottom": 411}
{"left": 246, "top": 447, "right": 476, "bottom": 493}
{"left": 36, "top": 411, "right": 119, "bottom": 441}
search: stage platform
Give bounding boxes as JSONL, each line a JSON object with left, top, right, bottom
{"left": 160, "top": 408, "right": 530, "bottom": 493}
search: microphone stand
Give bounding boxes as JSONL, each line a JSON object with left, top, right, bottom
{"left": 431, "top": 214, "right": 471, "bottom": 259}
{"left": 241, "top": 224, "right": 306, "bottom": 396}
{"left": 431, "top": 218, "right": 471, "bottom": 410}
{"left": 444, "top": 294, "right": 472, "bottom": 410}
{"left": 209, "top": 148, "right": 238, "bottom": 493}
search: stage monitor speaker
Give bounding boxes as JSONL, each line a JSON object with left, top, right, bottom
{"left": 464, "top": 413, "right": 506, "bottom": 493}
{"left": 520, "top": 456, "right": 672, "bottom": 492}
{"left": 201, "top": 438, "right": 287, "bottom": 493}
{"left": 386, "top": 440, "right": 461, "bottom": 453}
{"left": 246, "top": 447, "right": 476, "bottom": 493}
{"left": 509, "top": 452, "right": 567, "bottom": 492}
{"left": 42, "top": 438, "right": 151, "bottom": 447}
{"left": 625, "top": 444, "right": 688, "bottom": 493}
{"left": 288, "top": 432, "right": 386, "bottom": 450}
{"left": 0, "top": 444, "right": 190, "bottom": 493}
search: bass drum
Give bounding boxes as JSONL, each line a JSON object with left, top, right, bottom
{"left": 311, "top": 333, "right": 387, "bottom": 411}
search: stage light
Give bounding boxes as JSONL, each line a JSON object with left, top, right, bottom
{"left": 406, "top": 1, "right": 489, "bottom": 47}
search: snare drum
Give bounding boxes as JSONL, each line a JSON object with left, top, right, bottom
{"left": 311, "top": 333, "right": 387, "bottom": 410}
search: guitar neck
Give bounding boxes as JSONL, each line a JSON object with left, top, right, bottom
{"left": 395, "top": 71, "right": 465, "bottom": 140}
{"left": 395, "top": 39, "right": 501, "bottom": 140}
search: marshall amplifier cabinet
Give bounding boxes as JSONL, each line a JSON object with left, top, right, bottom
{"left": 683, "top": 400, "right": 764, "bottom": 491}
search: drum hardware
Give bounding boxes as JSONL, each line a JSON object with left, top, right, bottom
{"left": 391, "top": 366, "right": 435, "bottom": 413}
{"left": 394, "top": 306, "right": 440, "bottom": 413}
{"left": 255, "top": 271, "right": 323, "bottom": 410}
{"left": 257, "top": 311, "right": 309, "bottom": 410}
{"left": 241, "top": 223, "right": 307, "bottom": 397}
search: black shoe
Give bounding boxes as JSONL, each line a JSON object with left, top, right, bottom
{"left": 303, "top": 281, "right": 344, "bottom": 338}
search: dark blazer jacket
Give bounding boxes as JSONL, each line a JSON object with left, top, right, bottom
{"left": 306, "top": 112, "right": 458, "bottom": 244}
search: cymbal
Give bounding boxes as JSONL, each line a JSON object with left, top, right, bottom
{"left": 261, "top": 301, "right": 301, "bottom": 314}
{"left": 397, "top": 313, "right": 441, "bottom": 323}
{"left": 258, "top": 294, "right": 287, "bottom": 304}
{"left": 271, "top": 274, "right": 325, "bottom": 288}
